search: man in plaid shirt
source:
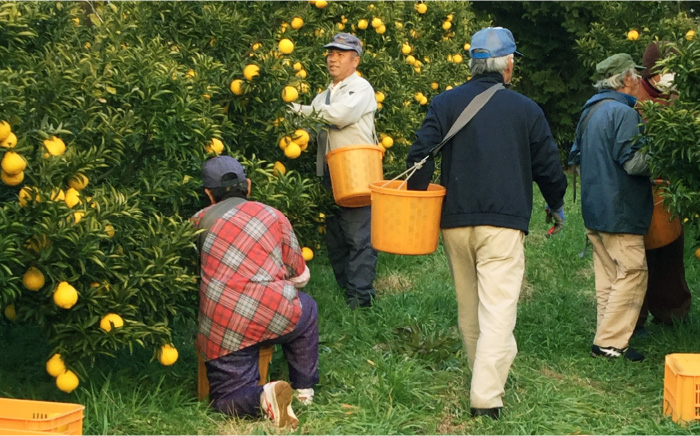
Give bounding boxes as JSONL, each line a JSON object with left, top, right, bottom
{"left": 192, "top": 155, "right": 319, "bottom": 428}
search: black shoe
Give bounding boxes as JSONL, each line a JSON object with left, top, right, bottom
{"left": 632, "top": 326, "right": 648, "bottom": 338}
{"left": 471, "top": 407, "right": 501, "bottom": 419}
{"left": 347, "top": 299, "right": 373, "bottom": 310}
{"left": 591, "top": 344, "right": 645, "bottom": 362}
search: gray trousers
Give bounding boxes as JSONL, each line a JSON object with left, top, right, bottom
{"left": 323, "top": 173, "right": 377, "bottom": 306}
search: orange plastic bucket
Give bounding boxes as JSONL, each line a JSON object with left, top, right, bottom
{"left": 326, "top": 145, "right": 384, "bottom": 207}
{"left": 369, "top": 180, "right": 446, "bottom": 255}
{"left": 645, "top": 181, "right": 681, "bottom": 250}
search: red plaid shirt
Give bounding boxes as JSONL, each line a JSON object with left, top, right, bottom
{"left": 192, "top": 200, "right": 305, "bottom": 361}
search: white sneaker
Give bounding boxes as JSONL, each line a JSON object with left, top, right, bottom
{"left": 296, "top": 388, "right": 314, "bottom": 405}
{"left": 260, "top": 381, "right": 298, "bottom": 428}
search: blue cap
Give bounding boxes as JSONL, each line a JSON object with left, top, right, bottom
{"left": 469, "top": 27, "right": 522, "bottom": 59}
{"left": 202, "top": 156, "right": 247, "bottom": 189}
{"left": 323, "top": 33, "right": 363, "bottom": 55}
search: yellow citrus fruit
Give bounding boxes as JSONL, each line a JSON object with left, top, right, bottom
{"left": 282, "top": 86, "right": 299, "bottom": 103}
{"left": 376, "top": 24, "right": 386, "bottom": 35}
{"left": 0, "top": 132, "right": 17, "bottom": 148}
{"left": 158, "top": 344, "right": 179, "bottom": 366}
{"left": 0, "top": 121, "right": 10, "bottom": 142}
{"left": 358, "top": 19, "right": 368, "bottom": 30}
{"left": 279, "top": 136, "right": 293, "bottom": 150}
{"left": 627, "top": 29, "right": 639, "bottom": 41}
{"left": 230, "top": 79, "right": 244, "bottom": 95}
{"left": 293, "top": 129, "right": 310, "bottom": 146}
{"left": 295, "top": 69, "right": 308, "bottom": 79}
{"left": 293, "top": 62, "right": 303, "bottom": 71}
{"left": 463, "top": 42, "right": 471, "bottom": 51}
{"left": 452, "top": 54, "right": 463, "bottom": 64}
{"left": 99, "top": 313, "right": 124, "bottom": 332}
{"left": 442, "top": 20, "right": 452, "bottom": 31}
{"left": 375, "top": 91, "right": 385, "bottom": 103}
{"left": 278, "top": 38, "right": 294, "bottom": 55}
{"left": 68, "top": 173, "right": 88, "bottom": 190}
{"left": 314, "top": 0, "right": 327, "bottom": 8}
{"left": 446, "top": 13, "right": 454, "bottom": 21}
{"left": 414, "top": 92, "right": 424, "bottom": 102}
{"left": 4, "top": 304, "right": 17, "bottom": 321}
{"left": 273, "top": 161, "right": 286, "bottom": 176}
{"left": 381, "top": 136, "right": 394, "bottom": 148}
{"left": 284, "top": 142, "right": 302, "bottom": 159}
{"left": 415, "top": 3, "right": 427, "bottom": 14}
{"left": 1, "top": 151, "right": 26, "bottom": 175}
{"left": 18, "top": 186, "right": 36, "bottom": 207}
{"left": 430, "top": 82, "right": 439, "bottom": 90}
{"left": 205, "top": 138, "right": 224, "bottom": 155}
{"left": 53, "top": 282, "right": 79, "bottom": 310}
{"left": 377, "top": 102, "right": 383, "bottom": 110}
{"left": 695, "top": 247, "right": 700, "bottom": 260}
{"left": 50, "top": 188, "right": 65, "bottom": 202}
{"left": 64, "top": 188, "right": 81, "bottom": 208}
{"left": 401, "top": 43, "right": 412, "bottom": 55}
{"left": 420, "top": 96, "right": 428, "bottom": 105}
{"left": 46, "top": 353, "right": 66, "bottom": 378}
{"left": 23, "top": 267, "right": 45, "bottom": 291}
{"left": 371, "top": 17, "right": 382, "bottom": 28}
{"left": 302, "top": 247, "right": 314, "bottom": 261}
{"left": 405, "top": 55, "right": 416, "bottom": 65}
{"left": 105, "top": 224, "right": 115, "bottom": 238}
{"left": 243, "top": 64, "right": 260, "bottom": 81}
{"left": 337, "top": 22, "right": 345, "bottom": 31}
{"left": 686, "top": 30, "right": 696, "bottom": 41}
{"left": 291, "top": 17, "right": 304, "bottom": 29}
{"left": 71, "top": 211, "right": 84, "bottom": 224}
{"left": 56, "top": 370, "right": 79, "bottom": 393}
{"left": 43, "top": 136, "right": 66, "bottom": 156}
{"left": 185, "top": 69, "right": 196, "bottom": 78}
{"left": 1, "top": 170, "right": 24, "bottom": 186}
{"left": 446, "top": 85, "right": 453, "bottom": 91}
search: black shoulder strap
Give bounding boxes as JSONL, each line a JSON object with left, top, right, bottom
{"left": 575, "top": 98, "right": 615, "bottom": 146}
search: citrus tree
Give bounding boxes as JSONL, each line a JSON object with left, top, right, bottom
{"left": 0, "top": 1, "right": 483, "bottom": 392}
{"left": 575, "top": 5, "right": 700, "bottom": 233}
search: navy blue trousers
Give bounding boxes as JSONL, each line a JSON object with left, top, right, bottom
{"left": 205, "top": 291, "right": 319, "bottom": 417}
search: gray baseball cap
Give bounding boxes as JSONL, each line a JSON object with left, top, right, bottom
{"left": 202, "top": 156, "right": 247, "bottom": 189}
{"left": 323, "top": 33, "right": 363, "bottom": 55}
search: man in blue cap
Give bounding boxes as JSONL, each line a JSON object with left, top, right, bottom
{"left": 407, "top": 27, "right": 567, "bottom": 419}
{"left": 291, "top": 33, "right": 379, "bottom": 310}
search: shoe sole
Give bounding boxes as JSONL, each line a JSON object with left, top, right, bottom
{"left": 271, "top": 382, "right": 298, "bottom": 428}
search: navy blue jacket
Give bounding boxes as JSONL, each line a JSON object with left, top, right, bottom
{"left": 570, "top": 90, "right": 653, "bottom": 234}
{"left": 406, "top": 73, "right": 567, "bottom": 234}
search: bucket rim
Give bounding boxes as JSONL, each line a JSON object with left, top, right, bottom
{"left": 369, "top": 180, "right": 446, "bottom": 197}
{"left": 326, "top": 144, "right": 385, "bottom": 158}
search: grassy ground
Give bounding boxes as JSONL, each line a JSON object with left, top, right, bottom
{"left": 1, "top": 175, "right": 699, "bottom": 435}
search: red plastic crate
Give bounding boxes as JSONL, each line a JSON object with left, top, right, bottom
{"left": 0, "top": 398, "right": 84, "bottom": 435}
{"left": 663, "top": 353, "right": 700, "bottom": 424}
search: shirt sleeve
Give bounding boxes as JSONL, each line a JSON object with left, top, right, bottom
{"left": 612, "top": 108, "right": 645, "bottom": 166}
{"left": 530, "top": 109, "right": 567, "bottom": 211}
{"left": 276, "top": 210, "right": 306, "bottom": 279}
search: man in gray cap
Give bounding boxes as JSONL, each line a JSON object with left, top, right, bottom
{"left": 291, "top": 33, "right": 378, "bottom": 310}
{"left": 192, "top": 155, "right": 319, "bottom": 427}
{"left": 569, "top": 53, "right": 653, "bottom": 362}
{"left": 406, "top": 27, "right": 567, "bottom": 419}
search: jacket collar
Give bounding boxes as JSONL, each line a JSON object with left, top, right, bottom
{"left": 586, "top": 89, "right": 637, "bottom": 109}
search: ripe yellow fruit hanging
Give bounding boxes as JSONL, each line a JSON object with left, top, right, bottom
{"left": 50, "top": 188, "right": 65, "bottom": 202}
{"left": 278, "top": 38, "right": 294, "bottom": 55}
{"left": 1, "top": 170, "right": 24, "bottom": 186}
{"left": 401, "top": 43, "right": 412, "bottom": 55}
{"left": 99, "top": 313, "right": 125, "bottom": 332}
{"left": 627, "top": 29, "right": 639, "bottom": 41}
{"left": 376, "top": 24, "right": 386, "bottom": 35}
{"left": 302, "top": 247, "right": 314, "bottom": 261}
{"left": 23, "top": 267, "right": 45, "bottom": 291}
{"left": 358, "top": 19, "right": 368, "bottom": 30}
{"left": 463, "top": 42, "right": 471, "bottom": 51}
{"left": 695, "top": 247, "right": 700, "bottom": 260}
{"left": 56, "top": 370, "right": 79, "bottom": 393}
{"left": 686, "top": 30, "right": 696, "bottom": 41}
{"left": 291, "top": 17, "right": 304, "bottom": 29}
{"left": 1, "top": 151, "right": 26, "bottom": 175}
{"left": 1, "top": 132, "right": 17, "bottom": 148}
{"left": 375, "top": 91, "right": 385, "bottom": 103}
{"left": 381, "top": 136, "right": 394, "bottom": 149}
{"left": 230, "top": 79, "right": 244, "bottom": 95}
{"left": 158, "top": 344, "right": 179, "bottom": 366}
{"left": 53, "top": 281, "right": 79, "bottom": 310}
{"left": 206, "top": 138, "right": 224, "bottom": 155}
{"left": 68, "top": 173, "right": 89, "bottom": 190}
{"left": 64, "top": 188, "right": 81, "bottom": 208}
{"left": 371, "top": 17, "right": 382, "bottom": 28}
{"left": 105, "top": 224, "right": 116, "bottom": 238}
{"left": 415, "top": 3, "right": 427, "bottom": 14}
{"left": 293, "top": 129, "right": 310, "bottom": 146}
{"left": 0, "top": 120, "right": 10, "bottom": 142}
{"left": 314, "top": 0, "right": 327, "bottom": 8}
{"left": 243, "top": 64, "right": 260, "bottom": 81}
{"left": 4, "top": 304, "right": 16, "bottom": 321}
{"left": 273, "top": 161, "right": 286, "bottom": 176}
{"left": 282, "top": 86, "right": 299, "bottom": 103}
{"left": 405, "top": 55, "right": 416, "bottom": 65}
{"left": 442, "top": 20, "right": 452, "bottom": 30}
{"left": 46, "top": 353, "right": 66, "bottom": 378}
{"left": 279, "top": 136, "right": 294, "bottom": 151}
{"left": 452, "top": 54, "right": 463, "bottom": 63}
{"left": 284, "top": 142, "right": 302, "bottom": 159}
{"left": 43, "top": 136, "right": 66, "bottom": 156}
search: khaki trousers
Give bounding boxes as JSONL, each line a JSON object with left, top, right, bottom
{"left": 443, "top": 226, "right": 524, "bottom": 409}
{"left": 586, "top": 229, "right": 647, "bottom": 349}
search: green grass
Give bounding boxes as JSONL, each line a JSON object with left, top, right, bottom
{"left": 1, "top": 175, "right": 699, "bottom": 434}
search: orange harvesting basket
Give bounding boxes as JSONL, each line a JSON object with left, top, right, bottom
{"left": 369, "top": 180, "right": 446, "bottom": 255}
{"left": 644, "top": 180, "right": 682, "bottom": 250}
{"left": 0, "top": 398, "right": 84, "bottom": 435}
{"left": 326, "top": 144, "right": 384, "bottom": 207}
{"left": 663, "top": 353, "right": 700, "bottom": 424}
